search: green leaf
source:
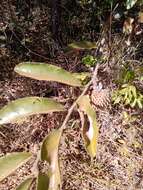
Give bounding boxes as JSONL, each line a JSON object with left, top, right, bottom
{"left": 72, "top": 72, "right": 91, "bottom": 81}
{"left": 16, "top": 177, "right": 33, "bottom": 190}
{"left": 37, "top": 173, "right": 49, "bottom": 190}
{"left": 124, "top": 91, "right": 129, "bottom": 100}
{"left": 125, "top": 97, "right": 132, "bottom": 105}
{"left": 113, "top": 96, "right": 122, "bottom": 104}
{"left": 126, "top": 0, "right": 137, "bottom": 9}
{"left": 0, "top": 97, "right": 64, "bottom": 124}
{"left": 123, "top": 70, "right": 135, "bottom": 83}
{"left": 14, "top": 62, "right": 81, "bottom": 87}
{"left": 82, "top": 55, "right": 96, "bottom": 67}
{"left": 130, "top": 85, "right": 137, "bottom": 98}
{"left": 137, "top": 99, "right": 143, "bottom": 109}
{"left": 68, "top": 41, "right": 97, "bottom": 50}
{"left": 140, "top": 76, "right": 143, "bottom": 81}
{"left": 40, "top": 129, "right": 61, "bottom": 190}
{"left": 0, "top": 152, "right": 32, "bottom": 182}
{"left": 77, "top": 95, "right": 99, "bottom": 158}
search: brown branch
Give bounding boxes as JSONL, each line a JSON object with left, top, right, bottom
{"left": 60, "top": 63, "right": 99, "bottom": 132}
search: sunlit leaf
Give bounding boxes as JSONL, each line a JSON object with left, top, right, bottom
{"left": 0, "top": 97, "right": 64, "bottom": 124}
{"left": 113, "top": 96, "right": 121, "bottom": 104}
{"left": 0, "top": 152, "right": 32, "bottom": 182}
{"left": 125, "top": 97, "right": 132, "bottom": 105}
{"left": 131, "top": 99, "right": 137, "bottom": 107}
{"left": 40, "top": 129, "right": 61, "bottom": 190}
{"left": 14, "top": 62, "right": 81, "bottom": 87}
{"left": 130, "top": 85, "right": 137, "bottom": 98}
{"left": 72, "top": 72, "right": 91, "bottom": 81}
{"left": 16, "top": 177, "right": 33, "bottom": 190}
{"left": 137, "top": 98, "right": 143, "bottom": 109}
{"left": 37, "top": 173, "right": 49, "bottom": 190}
{"left": 82, "top": 55, "right": 96, "bottom": 67}
{"left": 126, "top": 0, "right": 137, "bottom": 9}
{"left": 68, "top": 41, "right": 97, "bottom": 50}
{"left": 77, "top": 95, "right": 99, "bottom": 158}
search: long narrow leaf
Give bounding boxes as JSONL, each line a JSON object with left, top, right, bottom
{"left": 0, "top": 97, "right": 64, "bottom": 124}
{"left": 40, "top": 129, "right": 61, "bottom": 190}
{"left": 14, "top": 62, "right": 81, "bottom": 87}
{"left": 68, "top": 41, "right": 97, "bottom": 50}
{"left": 77, "top": 95, "right": 99, "bottom": 158}
{"left": 0, "top": 152, "right": 32, "bottom": 182}
{"left": 16, "top": 177, "right": 33, "bottom": 190}
{"left": 37, "top": 173, "right": 49, "bottom": 190}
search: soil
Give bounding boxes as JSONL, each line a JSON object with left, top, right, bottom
{"left": 0, "top": 1, "right": 143, "bottom": 190}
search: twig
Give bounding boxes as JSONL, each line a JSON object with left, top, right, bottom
{"left": 10, "top": 29, "right": 51, "bottom": 61}
{"left": 60, "top": 63, "right": 99, "bottom": 132}
{"left": 60, "top": 81, "right": 92, "bottom": 131}
{"left": 92, "top": 63, "right": 99, "bottom": 89}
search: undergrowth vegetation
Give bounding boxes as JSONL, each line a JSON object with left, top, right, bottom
{"left": 0, "top": 0, "right": 143, "bottom": 190}
{"left": 0, "top": 48, "right": 99, "bottom": 189}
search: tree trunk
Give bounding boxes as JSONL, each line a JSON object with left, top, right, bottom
{"left": 51, "top": 0, "right": 63, "bottom": 46}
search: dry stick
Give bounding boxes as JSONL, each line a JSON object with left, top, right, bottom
{"left": 10, "top": 30, "right": 51, "bottom": 61}
{"left": 60, "top": 81, "right": 91, "bottom": 131}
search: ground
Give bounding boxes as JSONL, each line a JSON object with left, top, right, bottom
{"left": 0, "top": 1, "right": 143, "bottom": 190}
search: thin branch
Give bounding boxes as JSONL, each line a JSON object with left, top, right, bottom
{"left": 60, "top": 81, "right": 91, "bottom": 131}
{"left": 60, "top": 63, "right": 99, "bottom": 132}
{"left": 92, "top": 63, "right": 99, "bottom": 89}
{"left": 10, "top": 29, "right": 51, "bottom": 61}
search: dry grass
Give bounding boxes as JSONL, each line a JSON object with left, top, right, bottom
{"left": 0, "top": 34, "right": 143, "bottom": 190}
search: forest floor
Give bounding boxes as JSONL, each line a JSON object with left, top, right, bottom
{"left": 0, "top": 2, "right": 143, "bottom": 190}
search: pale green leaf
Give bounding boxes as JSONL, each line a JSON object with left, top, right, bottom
{"left": 125, "top": 97, "right": 132, "bottom": 105}
{"left": 0, "top": 97, "right": 64, "bottom": 124}
{"left": 68, "top": 41, "right": 97, "bottom": 50}
{"left": 16, "top": 177, "right": 33, "bottom": 190}
{"left": 37, "top": 173, "right": 49, "bottom": 190}
{"left": 40, "top": 129, "right": 61, "bottom": 190}
{"left": 14, "top": 62, "right": 81, "bottom": 87}
{"left": 137, "top": 99, "right": 143, "bottom": 109}
{"left": 124, "top": 91, "right": 129, "bottom": 100}
{"left": 130, "top": 85, "right": 137, "bottom": 98}
{"left": 0, "top": 152, "right": 32, "bottom": 182}
{"left": 72, "top": 72, "right": 91, "bottom": 81}
{"left": 77, "top": 95, "right": 99, "bottom": 158}
{"left": 113, "top": 96, "right": 121, "bottom": 104}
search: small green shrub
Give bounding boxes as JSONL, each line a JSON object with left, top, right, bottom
{"left": 112, "top": 84, "right": 143, "bottom": 109}
{"left": 82, "top": 55, "right": 97, "bottom": 67}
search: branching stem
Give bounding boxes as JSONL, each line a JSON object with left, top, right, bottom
{"left": 60, "top": 63, "right": 99, "bottom": 132}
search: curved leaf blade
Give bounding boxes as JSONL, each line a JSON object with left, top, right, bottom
{"left": 0, "top": 97, "right": 64, "bottom": 124}
{"left": 14, "top": 62, "right": 81, "bottom": 87}
{"left": 40, "top": 129, "right": 61, "bottom": 190}
{"left": 16, "top": 177, "right": 33, "bottom": 190}
{"left": 37, "top": 173, "right": 49, "bottom": 190}
{"left": 68, "top": 41, "right": 97, "bottom": 50}
{"left": 0, "top": 152, "right": 32, "bottom": 182}
{"left": 77, "top": 95, "right": 99, "bottom": 158}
